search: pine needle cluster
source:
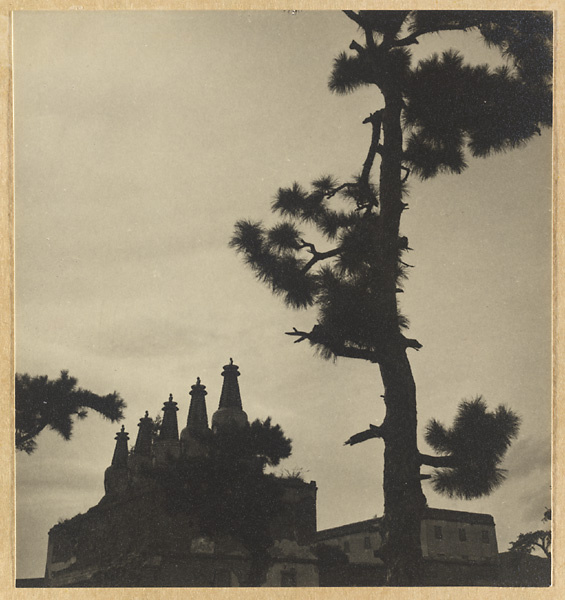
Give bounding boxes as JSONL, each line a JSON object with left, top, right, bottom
{"left": 425, "top": 397, "right": 520, "bottom": 499}
{"left": 16, "top": 371, "right": 126, "bottom": 454}
{"left": 231, "top": 175, "right": 411, "bottom": 360}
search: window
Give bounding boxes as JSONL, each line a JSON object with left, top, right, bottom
{"left": 281, "top": 569, "right": 297, "bottom": 587}
{"left": 481, "top": 530, "right": 490, "bottom": 544}
{"left": 343, "top": 541, "right": 350, "bottom": 553}
{"left": 434, "top": 526, "right": 443, "bottom": 540}
{"left": 364, "top": 536, "right": 372, "bottom": 549}
{"left": 458, "top": 528, "right": 467, "bottom": 542}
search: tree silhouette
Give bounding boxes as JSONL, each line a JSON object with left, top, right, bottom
{"left": 232, "top": 11, "right": 551, "bottom": 585}
{"left": 16, "top": 370, "right": 126, "bottom": 454}
{"left": 509, "top": 509, "right": 551, "bottom": 559}
{"left": 156, "top": 418, "right": 292, "bottom": 586}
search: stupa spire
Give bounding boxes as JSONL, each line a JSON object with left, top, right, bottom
{"left": 153, "top": 394, "right": 181, "bottom": 463}
{"left": 218, "top": 358, "right": 243, "bottom": 411}
{"left": 111, "top": 425, "right": 129, "bottom": 468}
{"left": 211, "top": 359, "right": 249, "bottom": 431}
{"left": 186, "top": 377, "right": 209, "bottom": 432}
{"left": 159, "top": 393, "right": 179, "bottom": 441}
{"left": 104, "top": 425, "right": 130, "bottom": 496}
{"left": 180, "top": 377, "right": 210, "bottom": 458}
{"left": 134, "top": 411, "right": 153, "bottom": 458}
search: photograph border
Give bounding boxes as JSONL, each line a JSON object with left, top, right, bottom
{"left": 1, "top": 1, "right": 561, "bottom": 598}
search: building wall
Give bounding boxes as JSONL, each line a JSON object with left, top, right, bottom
{"left": 264, "top": 562, "right": 319, "bottom": 587}
{"left": 264, "top": 539, "right": 319, "bottom": 588}
{"left": 45, "top": 478, "right": 318, "bottom": 588}
{"left": 318, "top": 511, "right": 498, "bottom": 565}
{"left": 271, "top": 479, "right": 318, "bottom": 546}
{"left": 421, "top": 517, "right": 498, "bottom": 563}
{"left": 316, "top": 510, "right": 499, "bottom": 586}
{"left": 318, "top": 528, "right": 383, "bottom": 565}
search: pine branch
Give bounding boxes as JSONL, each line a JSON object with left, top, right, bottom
{"left": 361, "top": 110, "right": 384, "bottom": 193}
{"left": 297, "top": 239, "right": 342, "bottom": 273}
{"left": 15, "top": 418, "right": 49, "bottom": 447}
{"left": 349, "top": 39, "right": 365, "bottom": 55}
{"left": 393, "top": 24, "right": 478, "bottom": 48}
{"left": 419, "top": 453, "right": 457, "bottom": 468}
{"left": 285, "top": 326, "right": 380, "bottom": 362}
{"left": 335, "top": 346, "right": 380, "bottom": 363}
{"left": 344, "top": 424, "right": 385, "bottom": 446}
{"left": 401, "top": 166, "right": 410, "bottom": 182}
{"left": 325, "top": 183, "right": 355, "bottom": 199}
{"left": 402, "top": 336, "right": 422, "bottom": 350}
{"left": 343, "top": 10, "right": 365, "bottom": 29}
{"left": 285, "top": 327, "right": 310, "bottom": 344}
{"left": 533, "top": 541, "right": 548, "bottom": 554}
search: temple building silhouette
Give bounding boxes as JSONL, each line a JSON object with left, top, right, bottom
{"left": 45, "top": 360, "right": 319, "bottom": 587}
{"left": 43, "top": 360, "right": 499, "bottom": 587}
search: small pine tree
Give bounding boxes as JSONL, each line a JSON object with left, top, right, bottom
{"left": 509, "top": 509, "right": 551, "bottom": 559}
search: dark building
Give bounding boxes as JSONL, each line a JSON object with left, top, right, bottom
{"left": 45, "top": 361, "right": 319, "bottom": 587}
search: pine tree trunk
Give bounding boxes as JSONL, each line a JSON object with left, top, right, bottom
{"left": 380, "top": 352, "right": 426, "bottom": 585}
{"left": 378, "top": 91, "right": 427, "bottom": 585}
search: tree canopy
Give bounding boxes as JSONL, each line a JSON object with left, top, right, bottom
{"left": 422, "top": 397, "right": 520, "bottom": 499}
{"left": 155, "top": 418, "right": 293, "bottom": 586}
{"left": 16, "top": 370, "right": 126, "bottom": 454}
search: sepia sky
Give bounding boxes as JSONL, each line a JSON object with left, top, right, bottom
{"left": 14, "top": 11, "right": 552, "bottom": 578}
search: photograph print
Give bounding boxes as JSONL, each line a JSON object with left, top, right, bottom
{"left": 14, "top": 9, "right": 553, "bottom": 588}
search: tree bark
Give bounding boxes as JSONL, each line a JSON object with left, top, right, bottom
{"left": 377, "top": 88, "right": 427, "bottom": 585}
{"left": 380, "top": 351, "right": 426, "bottom": 585}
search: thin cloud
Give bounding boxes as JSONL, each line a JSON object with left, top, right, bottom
{"left": 504, "top": 435, "right": 551, "bottom": 482}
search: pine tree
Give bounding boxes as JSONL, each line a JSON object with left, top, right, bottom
{"left": 231, "top": 11, "right": 551, "bottom": 585}
{"left": 16, "top": 370, "right": 126, "bottom": 453}
{"left": 509, "top": 509, "right": 551, "bottom": 559}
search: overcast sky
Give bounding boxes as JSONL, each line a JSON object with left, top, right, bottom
{"left": 14, "top": 10, "right": 552, "bottom": 579}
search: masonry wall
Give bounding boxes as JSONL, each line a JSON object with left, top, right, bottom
{"left": 318, "top": 528, "right": 383, "bottom": 565}
{"left": 316, "top": 511, "right": 500, "bottom": 586}
{"left": 421, "top": 517, "right": 498, "bottom": 563}
{"left": 270, "top": 479, "right": 318, "bottom": 546}
{"left": 45, "top": 478, "right": 318, "bottom": 587}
